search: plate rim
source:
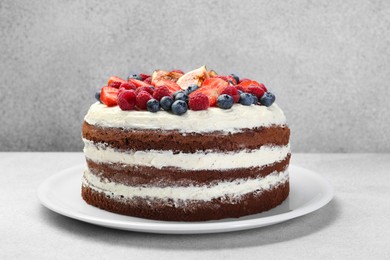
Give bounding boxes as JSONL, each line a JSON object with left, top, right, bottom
{"left": 37, "top": 164, "right": 334, "bottom": 234}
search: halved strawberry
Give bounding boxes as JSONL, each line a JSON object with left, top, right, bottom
{"left": 152, "top": 79, "right": 181, "bottom": 93}
{"left": 100, "top": 86, "right": 119, "bottom": 107}
{"left": 220, "top": 86, "right": 240, "bottom": 103}
{"left": 190, "top": 78, "right": 228, "bottom": 106}
{"left": 128, "top": 78, "right": 152, "bottom": 88}
{"left": 139, "top": 73, "right": 151, "bottom": 81}
{"left": 237, "top": 80, "right": 262, "bottom": 90}
{"left": 214, "top": 75, "right": 237, "bottom": 85}
{"left": 107, "top": 76, "right": 126, "bottom": 87}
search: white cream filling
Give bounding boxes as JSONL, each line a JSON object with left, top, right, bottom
{"left": 82, "top": 168, "right": 289, "bottom": 202}
{"left": 83, "top": 139, "right": 290, "bottom": 170}
{"left": 84, "top": 102, "right": 287, "bottom": 133}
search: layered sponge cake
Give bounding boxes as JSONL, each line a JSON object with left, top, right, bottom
{"left": 81, "top": 66, "right": 291, "bottom": 221}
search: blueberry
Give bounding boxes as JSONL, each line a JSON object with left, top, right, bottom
{"left": 95, "top": 91, "right": 102, "bottom": 103}
{"left": 173, "top": 90, "right": 184, "bottom": 99}
{"left": 239, "top": 93, "right": 254, "bottom": 106}
{"left": 260, "top": 92, "right": 276, "bottom": 107}
{"left": 252, "top": 95, "right": 258, "bottom": 105}
{"left": 160, "top": 96, "right": 174, "bottom": 111}
{"left": 230, "top": 73, "right": 240, "bottom": 83}
{"left": 217, "top": 94, "right": 234, "bottom": 109}
{"left": 175, "top": 92, "right": 189, "bottom": 103}
{"left": 184, "top": 84, "right": 199, "bottom": 95}
{"left": 171, "top": 100, "right": 188, "bottom": 115}
{"left": 146, "top": 99, "right": 160, "bottom": 112}
{"left": 127, "top": 74, "right": 142, "bottom": 81}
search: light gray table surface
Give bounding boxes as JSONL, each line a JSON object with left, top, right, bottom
{"left": 1, "top": 153, "right": 389, "bottom": 259}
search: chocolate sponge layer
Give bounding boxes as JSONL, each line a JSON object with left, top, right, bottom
{"left": 82, "top": 122, "right": 290, "bottom": 153}
{"left": 81, "top": 181, "right": 289, "bottom": 222}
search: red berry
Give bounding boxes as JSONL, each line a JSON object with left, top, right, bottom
{"left": 153, "top": 86, "right": 171, "bottom": 101}
{"left": 189, "top": 93, "right": 210, "bottom": 111}
{"left": 190, "top": 78, "right": 228, "bottom": 106}
{"left": 107, "top": 76, "right": 126, "bottom": 87}
{"left": 120, "top": 82, "right": 137, "bottom": 91}
{"left": 139, "top": 73, "right": 151, "bottom": 81}
{"left": 128, "top": 78, "right": 152, "bottom": 88}
{"left": 117, "top": 90, "right": 136, "bottom": 111}
{"left": 144, "top": 76, "right": 152, "bottom": 84}
{"left": 171, "top": 69, "right": 184, "bottom": 74}
{"left": 100, "top": 86, "right": 119, "bottom": 107}
{"left": 247, "top": 85, "right": 266, "bottom": 99}
{"left": 109, "top": 81, "right": 122, "bottom": 88}
{"left": 220, "top": 86, "right": 240, "bottom": 103}
{"left": 235, "top": 85, "right": 245, "bottom": 92}
{"left": 135, "top": 86, "right": 154, "bottom": 96}
{"left": 239, "top": 78, "right": 251, "bottom": 84}
{"left": 136, "top": 91, "right": 153, "bottom": 110}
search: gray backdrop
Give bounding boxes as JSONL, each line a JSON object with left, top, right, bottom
{"left": 1, "top": 0, "right": 389, "bottom": 152}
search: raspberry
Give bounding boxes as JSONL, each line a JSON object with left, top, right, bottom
{"left": 135, "top": 86, "right": 154, "bottom": 96}
{"left": 139, "top": 73, "right": 151, "bottom": 81}
{"left": 120, "top": 82, "right": 137, "bottom": 91}
{"left": 136, "top": 91, "right": 153, "bottom": 110}
{"left": 117, "top": 90, "right": 136, "bottom": 111}
{"left": 143, "top": 76, "right": 152, "bottom": 84}
{"left": 189, "top": 93, "right": 210, "bottom": 111}
{"left": 153, "top": 86, "right": 171, "bottom": 101}
{"left": 247, "top": 85, "right": 266, "bottom": 99}
{"left": 220, "top": 86, "right": 240, "bottom": 103}
{"left": 109, "top": 81, "right": 122, "bottom": 89}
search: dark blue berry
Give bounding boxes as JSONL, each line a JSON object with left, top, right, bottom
{"left": 127, "top": 74, "right": 142, "bottom": 81}
{"left": 239, "top": 93, "right": 254, "bottom": 106}
{"left": 260, "top": 92, "right": 276, "bottom": 107}
{"left": 95, "top": 91, "right": 102, "bottom": 103}
{"left": 171, "top": 100, "right": 188, "bottom": 115}
{"left": 217, "top": 94, "right": 234, "bottom": 109}
{"left": 146, "top": 99, "right": 160, "bottom": 112}
{"left": 230, "top": 73, "right": 239, "bottom": 83}
{"left": 160, "top": 96, "right": 174, "bottom": 111}
{"left": 184, "top": 84, "right": 199, "bottom": 95}
{"left": 252, "top": 95, "right": 258, "bottom": 105}
{"left": 175, "top": 92, "right": 189, "bottom": 103}
{"left": 173, "top": 90, "right": 184, "bottom": 99}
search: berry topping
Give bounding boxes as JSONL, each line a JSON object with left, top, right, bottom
{"left": 143, "top": 76, "right": 152, "bottom": 84}
{"left": 175, "top": 92, "right": 189, "bottom": 102}
{"left": 247, "top": 85, "right": 266, "bottom": 99}
{"left": 128, "top": 74, "right": 142, "bottom": 81}
{"left": 152, "top": 79, "right": 181, "bottom": 93}
{"left": 235, "top": 85, "right": 245, "bottom": 92}
{"left": 217, "top": 94, "right": 234, "bottom": 109}
{"left": 239, "top": 78, "right": 251, "bottom": 84}
{"left": 107, "top": 76, "right": 126, "bottom": 87}
{"left": 239, "top": 93, "right": 254, "bottom": 106}
{"left": 190, "top": 78, "right": 228, "bottom": 106}
{"left": 136, "top": 91, "right": 153, "bottom": 110}
{"left": 153, "top": 86, "right": 172, "bottom": 101}
{"left": 230, "top": 74, "right": 240, "bottom": 84}
{"left": 146, "top": 99, "right": 160, "bottom": 112}
{"left": 135, "top": 86, "right": 154, "bottom": 96}
{"left": 184, "top": 84, "right": 199, "bottom": 95}
{"left": 160, "top": 96, "right": 174, "bottom": 111}
{"left": 189, "top": 93, "right": 210, "bottom": 111}
{"left": 128, "top": 78, "right": 152, "bottom": 88}
{"left": 100, "top": 86, "right": 119, "bottom": 107}
{"left": 220, "top": 86, "right": 240, "bottom": 103}
{"left": 260, "top": 92, "right": 275, "bottom": 107}
{"left": 117, "top": 90, "right": 136, "bottom": 110}
{"left": 120, "top": 82, "right": 137, "bottom": 91}
{"left": 173, "top": 90, "right": 184, "bottom": 99}
{"left": 95, "top": 91, "right": 102, "bottom": 103}
{"left": 171, "top": 100, "right": 188, "bottom": 115}
{"left": 109, "top": 81, "right": 122, "bottom": 89}
{"left": 252, "top": 95, "right": 259, "bottom": 105}
{"left": 139, "top": 73, "right": 151, "bottom": 81}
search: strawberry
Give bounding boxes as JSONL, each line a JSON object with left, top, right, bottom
{"left": 117, "top": 90, "right": 136, "bottom": 111}
{"left": 120, "top": 82, "right": 137, "bottom": 91}
{"left": 128, "top": 78, "right": 152, "bottom": 88}
{"left": 136, "top": 91, "right": 153, "bottom": 110}
{"left": 135, "top": 86, "right": 154, "bottom": 96}
{"left": 213, "top": 75, "right": 237, "bottom": 85}
{"left": 189, "top": 93, "right": 209, "bottom": 111}
{"left": 220, "top": 86, "right": 240, "bottom": 103}
{"left": 190, "top": 78, "right": 228, "bottom": 106}
{"left": 247, "top": 84, "right": 267, "bottom": 99}
{"left": 139, "top": 73, "right": 151, "bottom": 81}
{"left": 152, "top": 79, "right": 181, "bottom": 93}
{"left": 100, "top": 86, "right": 119, "bottom": 107}
{"left": 107, "top": 76, "right": 126, "bottom": 87}
{"left": 239, "top": 78, "right": 251, "bottom": 84}
{"left": 144, "top": 76, "right": 152, "bottom": 84}
{"left": 235, "top": 85, "right": 245, "bottom": 92}
{"left": 153, "top": 86, "right": 172, "bottom": 101}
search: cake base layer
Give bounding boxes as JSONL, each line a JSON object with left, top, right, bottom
{"left": 81, "top": 182, "right": 289, "bottom": 222}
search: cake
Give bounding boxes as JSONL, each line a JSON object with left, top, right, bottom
{"left": 81, "top": 66, "right": 291, "bottom": 221}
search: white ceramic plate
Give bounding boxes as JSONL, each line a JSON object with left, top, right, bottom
{"left": 38, "top": 164, "right": 333, "bottom": 234}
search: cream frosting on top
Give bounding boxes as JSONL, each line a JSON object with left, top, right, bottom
{"left": 84, "top": 102, "right": 287, "bottom": 133}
